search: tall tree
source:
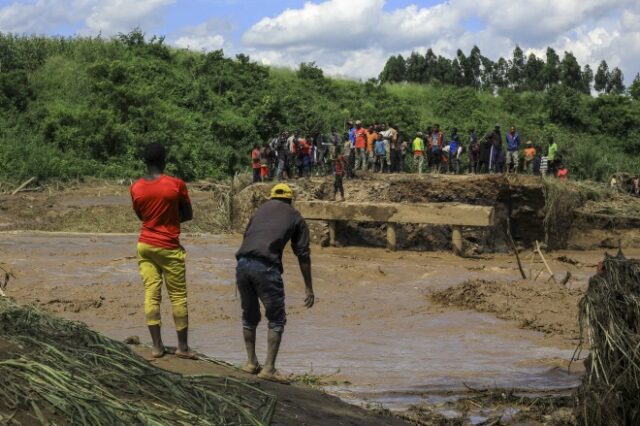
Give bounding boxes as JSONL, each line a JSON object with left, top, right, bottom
{"left": 581, "top": 64, "right": 593, "bottom": 94}
{"left": 524, "top": 53, "right": 545, "bottom": 91}
{"left": 607, "top": 67, "right": 626, "bottom": 95}
{"left": 507, "top": 46, "right": 526, "bottom": 90}
{"left": 424, "top": 48, "right": 437, "bottom": 82}
{"left": 542, "top": 47, "right": 561, "bottom": 87}
{"left": 560, "top": 51, "right": 582, "bottom": 91}
{"left": 480, "top": 55, "right": 495, "bottom": 90}
{"left": 594, "top": 60, "right": 610, "bottom": 93}
{"left": 467, "top": 45, "right": 483, "bottom": 89}
{"left": 405, "top": 51, "right": 427, "bottom": 83}
{"left": 493, "top": 57, "right": 509, "bottom": 88}
{"left": 451, "top": 57, "right": 465, "bottom": 86}
{"left": 629, "top": 73, "right": 640, "bottom": 101}
{"left": 379, "top": 55, "right": 406, "bottom": 83}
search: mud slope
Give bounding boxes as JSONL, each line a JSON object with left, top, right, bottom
{"left": 431, "top": 279, "right": 583, "bottom": 343}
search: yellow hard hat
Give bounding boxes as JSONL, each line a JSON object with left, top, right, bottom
{"left": 270, "top": 183, "right": 293, "bottom": 199}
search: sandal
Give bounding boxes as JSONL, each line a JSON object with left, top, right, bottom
{"left": 241, "top": 364, "right": 262, "bottom": 375}
{"left": 151, "top": 347, "right": 166, "bottom": 359}
{"left": 257, "top": 369, "right": 290, "bottom": 384}
{"left": 175, "top": 349, "right": 198, "bottom": 360}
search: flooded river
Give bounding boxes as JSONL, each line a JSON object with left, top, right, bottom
{"left": 1, "top": 232, "right": 588, "bottom": 410}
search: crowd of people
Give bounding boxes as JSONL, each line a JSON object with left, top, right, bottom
{"left": 251, "top": 121, "right": 569, "bottom": 187}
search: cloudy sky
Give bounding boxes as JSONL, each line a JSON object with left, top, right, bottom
{"left": 0, "top": 0, "right": 638, "bottom": 83}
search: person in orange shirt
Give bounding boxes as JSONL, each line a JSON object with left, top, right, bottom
{"left": 354, "top": 121, "right": 368, "bottom": 170}
{"left": 130, "top": 142, "right": 196, "bottom": 360}
{"left": 366, "top": 126, "right": 377, "bottom": 171}
{"left": 251, "top": 144, "right": 261, "bottom": 183}
{"left": 523, "top": 141, "right": 537, "bottom": 174}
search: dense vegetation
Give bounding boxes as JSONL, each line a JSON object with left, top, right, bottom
{"left": 0, "top": 31, "right": 639, "bottom": 183}
{"left": 379, "top": 46, "right": 637, "bottom": 96}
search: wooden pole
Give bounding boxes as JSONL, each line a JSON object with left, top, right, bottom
{"left": 387, "top": 222, "right": 397, "bottom": 251}
{"left": 535, "top": 240, "right": 557, "bottom": 284}
{"left": 451, "top": 226, "right": 463, "bottom": 256}
{"left": 506, "top": 218, "right": 526, "bottom": 279}
{"left": 11, "top": 177, "right": 36, "bottom": 196}
{"left": 328, "top": 221, "right": 336, "bottom": 247}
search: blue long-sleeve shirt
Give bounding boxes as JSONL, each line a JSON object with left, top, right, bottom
{"left": 348, "top": 127, "right": 356, "bottom": 147}
{"left": 506, "top": 132, "right": 520, "bottom": 151}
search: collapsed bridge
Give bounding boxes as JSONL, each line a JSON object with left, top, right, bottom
{"left": 295, "top": 201, "right": 494, "bottom": 253}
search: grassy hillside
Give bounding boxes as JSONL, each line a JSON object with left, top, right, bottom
{"left": 0, "top": 31, "right": 639, "bottom": 183}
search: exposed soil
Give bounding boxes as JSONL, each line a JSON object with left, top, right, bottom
{"left": 0, "top": 180, "right": 228, "bottom": 234}
{"left": 430, "top": 279, "right": 584, "bottom": 344}
{"left": 2, "top": 179, "right": 639, "bottom": 425}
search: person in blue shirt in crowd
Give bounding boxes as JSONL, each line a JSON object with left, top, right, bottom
{"left": 374, "top": 133, "right": 386, "bottom": 173}
{"left": 506, "top": 126, "right": 521, "bottom": 173}
{"left": 448, "top": 134, "right": 461, "bottom": 174}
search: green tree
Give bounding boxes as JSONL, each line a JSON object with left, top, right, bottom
{"left": 493, "top": 57, "right": 509, "bottom": 88}
{"left": 507, "top": 46, "right": 525, "bottom": 90}
{"left": 542, "top": 47, "right": 561, "bottom": 87}
{"left": 379, "top": 55, "right": 406, "bottom": 83}
{"left": 594, "top": 60, "right": 609, "bottom": 93}
{"left": 560, "top": 51, "right": 583, "bottom": 91}
{"left": 524, "top": 53, "right": 544, "bottom": 91}
{"left": 607, "top": 67, "right": 625, "bottom": 95}
{"left": 545, "top": 85, "right": 587, "bottom": 127}
{"left": 629, "top": 73, "right": 640, "bottom": 101}
{"left": 405, "top": 51, "right": 427, "bottom": 83}
{"left": 581, "top": 64, "right": 593, "bottom": 94}
{"left": 297, "top": 61, "right": 325, "bottom": 81}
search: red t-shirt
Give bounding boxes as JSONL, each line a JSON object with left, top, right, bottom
{"left": 251, "top": 148, "right": 261, "bottom": 169}
{"left": 355, "top": 128, "right": 367, "bottom": 149}
{"left": 335, "top": 155, "right": 345, "bottom": 176}
{"left": 130, "top": 175, "right": 190, "bottom": 249}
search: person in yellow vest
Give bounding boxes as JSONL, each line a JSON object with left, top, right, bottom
{"left": 412, "top": 132, "right": 425, "bottom": 174}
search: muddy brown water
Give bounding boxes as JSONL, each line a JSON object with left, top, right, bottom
{"left": 1, "top": 232, "right": 598, "bottom": 412}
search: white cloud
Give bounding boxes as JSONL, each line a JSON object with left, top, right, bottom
{"left": 242, "top": 0, "right": 640, "bottom": 84}
{"left": 172, "top": 18, "right": 230, "bottom": 51}
{"left": 83, "top": 0, "right": 174, "bottom": 35}
{"left": 0, "top": 0, "right": 173, "bottom": 36}
{"left": 463, "top": 0, "right": 632, "bottom": 45}
{"left": 0, "top": 0, "right": 86, "bottom": 33}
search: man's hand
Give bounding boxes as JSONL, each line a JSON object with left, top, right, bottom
{"left": 304, "top": 288, "right": 315, "bottom": 308}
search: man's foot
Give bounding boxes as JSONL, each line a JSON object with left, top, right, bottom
{"left": 175, "top": 348, "right": 198, "bottom": 360}
{"left": 151, "top": 345, "right": 166, "bottom": 358}
{"left": 241, "top": 363, "right": 262, "bottom": 374}
{"left": 257, "top": 369, "right": 290, "bottom": 384}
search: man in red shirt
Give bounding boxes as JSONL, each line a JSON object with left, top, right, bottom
{"left": 354, "top": 121, "right": 367, "bottom": 171}
{"left": 130, "top": 142, "right": 196, "bottom": 360}
{"left": 251, "top": 145, "right": 261, "bottom": 183}
{"left": 333, "top": 149, "right": 346, "bottom": 201}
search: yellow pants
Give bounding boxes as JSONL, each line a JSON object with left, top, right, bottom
{"left": 137, "top": 243, "right": 188, "bottom": 331}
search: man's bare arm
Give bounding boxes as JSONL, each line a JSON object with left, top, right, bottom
{"left": 298, "top": 256, "right": 314, "bottom": 308}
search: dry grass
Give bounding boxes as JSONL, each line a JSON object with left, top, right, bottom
{"left": 574, "top": 253, "right": 640, "bottom": 425}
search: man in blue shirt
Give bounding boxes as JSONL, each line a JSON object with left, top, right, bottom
{"left": 506, "top": 126, "right": 521, "bottom": 173}
{"left": 348, "top": 121, "right": 357, "bottom": 176}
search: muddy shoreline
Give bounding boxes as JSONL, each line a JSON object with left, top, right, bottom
{"left": 2, "top": 231, "right": 623, "bottom": 424}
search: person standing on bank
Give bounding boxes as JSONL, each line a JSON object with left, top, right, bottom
{"left": 130, "top": 142, "right": 196, "bottom": 360}
{"left": 235, "top": 183, "right": 315, "bottom": 383}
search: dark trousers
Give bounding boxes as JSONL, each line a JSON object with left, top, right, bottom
{"left": 236, "top": 257, "right": 286, "bottom": 333}
{"left": 252, "top": 168, "right": 261, "bottom": 183}
{"left": 334, "top": 174, "right": 344, "bottom": 197}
